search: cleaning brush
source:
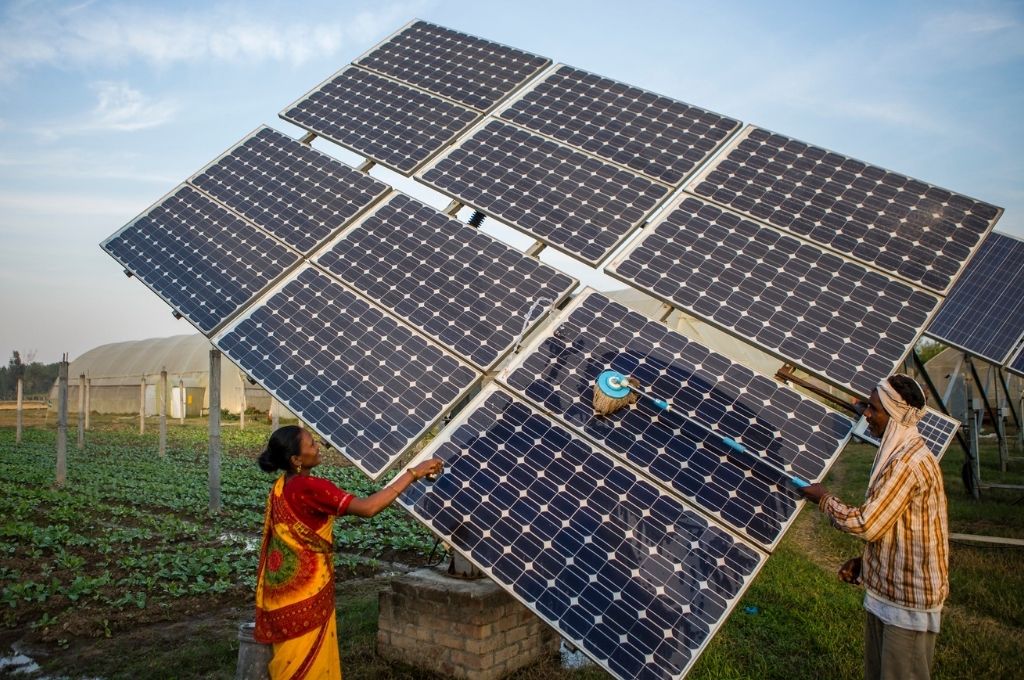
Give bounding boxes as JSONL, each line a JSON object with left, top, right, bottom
{"left": 593, "top": 369, "right": 809, "bottom": 489}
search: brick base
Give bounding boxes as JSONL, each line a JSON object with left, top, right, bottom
{"left": 377, "top": 568, "right": 560, "bottom": 679}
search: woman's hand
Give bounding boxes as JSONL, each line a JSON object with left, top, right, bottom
{"left": 411, "top": 458, "right": 444, "bottom": 480}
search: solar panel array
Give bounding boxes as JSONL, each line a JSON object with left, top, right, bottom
{"left": 401, "top": 386, "right": 765, "bottom": 680}
{"left": 499, "top": 64, "right": 740, "bottom": 187}
{"left": 688, "top": 127, "right": 1001, "bottom": 295}
{"left": 607, "top": 194, "right": 941, "bottom": 397}
{"left": 418, "top": 119, "right": 669, "bottom": 265}
{"left": 315, "top": 193, "right": 577, "bottom": 370}
{"left": 100, "top": 18, "right": 1009, "bottom": 680}
{"left": 926, "top": 231, "right": 1024, "bottom": 366}
{"left": 502, "top": 290, "right": 854, "bottom": 550}
{"left": 282, "top": 20, "right": 550, "bottom": 174}
{"left": 356, "top": 21, "right": 550, "bottom": 111}
{"left": 102, "top": 185, "right": 299, "bottom": 334}
{"left": 281, "top": 66, "right": 479, "bottom": 173}
{"left": 190, "top": 126, "right": 389, "bottom": 254}
{"left": 215, "top": 266, "right": 480, "bottom": 478}
{"left": 854, "top": 408, "right": 961, "bottom": 461}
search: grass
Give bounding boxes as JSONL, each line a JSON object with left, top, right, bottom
{"left": 1, "top": 416, "right": 1022, "bottom": 679}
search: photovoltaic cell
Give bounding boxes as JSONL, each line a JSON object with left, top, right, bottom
{"left": 357, "top": 20, "right": 550, "bottom": 111}
{"left": 502, "top": 290, "right": 854, "bottom": 550}
{"left": 190, "top": 126, "right": 389, "bottom": 254}
{"left": 101, "top": 185, "right": 299, "bottom": 334}
{"left": 607, "top": 195, "right": 941, "bottom": 397}
{"left": 418, "top": 119, "right": 669, "bottom": 265}
{"left": 499, "top": 64, "right": 740, "bottom": 186}
{"left": 400, "top": 386, "right": 766, "bottom": 680}
{"left": 314, "top": 193, "right": 576, "bottom": 370}
{"left": 214, "top": 265, "right": 480, "bottom": 479}
{"left": 926, "top": 231, "right": 1024, "bottom": 366}
{"left": 280, "top": 66, "right": 479, "bottom": 174}
{"left": 688, "top": 127, "right": 1002, "bottom": 294}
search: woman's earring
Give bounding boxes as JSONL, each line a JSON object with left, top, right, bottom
{"left": 295, "top": 461, "right": 302, "bottom": 474}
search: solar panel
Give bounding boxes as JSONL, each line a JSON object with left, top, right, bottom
{"left": 687, "top": 126, "right": 1002, "bottom": 295}
{"left": 190, "top": 126, "right": 389, "bottom": 254}
{"left": 101, "top": 185, "right": 299, "bottom": 335}
{"left": 926, "top": 231, "right": 1024, "bottom": 365}
{"left": 1007, "top": 344, "right": 1024, "bottom": 378}
{"left": 499, "top": 64, "right": 740, "bottom": 186}
{"left": 356, "top": 20, "right": 550, "bottom": 111}
{"left": 400, "top": 385, "right": 766, "bottom": 680}
{"left": 606, "top": 195, "right": 941, "bottom": 398}
{"left": 853, "top": 408, "right": 960, "bottom": 461}
{"left": 280, "top": 65, "right": 480, "bottom": 174}
{"left": 502, "top": 290, "right": 854, "bottom": 550}
{"left": 417, "top": 119, "right": 669, "bottom": 265}
{"left": 314, "top": 193, "right": 577, "bottom": 370}
{"left": 214, "top": 265, "right": 480, "bottom": 479}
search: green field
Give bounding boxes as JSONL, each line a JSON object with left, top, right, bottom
{"left": 1, "top": 417, "right": 1022, "bottom": 679}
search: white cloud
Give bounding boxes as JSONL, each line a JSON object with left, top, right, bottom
{"left": 30, "top": 81, "right": 179, "bottom": 140}
{"left": 0, "top": 1, "right": 427, "bottom": 80}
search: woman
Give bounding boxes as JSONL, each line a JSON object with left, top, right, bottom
{"left": 253, "top": 425, "right": 443, "bottom": 679}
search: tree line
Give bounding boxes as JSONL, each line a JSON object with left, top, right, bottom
{"left": 0, "top": 351, "right": 60, "bottom": 400}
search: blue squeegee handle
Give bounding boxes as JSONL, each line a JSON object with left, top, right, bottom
{"left": 721, "top": 436, "right": 810, "bottom": 489}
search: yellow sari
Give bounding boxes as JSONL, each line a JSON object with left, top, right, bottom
{"left": 255, "top": 476, "right": 341, "bottom": 679}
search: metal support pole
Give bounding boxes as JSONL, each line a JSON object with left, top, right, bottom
{"left": 965, "top": 368, "right": 981, "bottom": 499}
{"left": 996, "top": 368, "right": 1023, "bottom": 451}
{"left": 239, "top": 371, "right": 246, "bottom": 431}
{"left": 179, "top": 377, "right": 185, "bottom": 425}
{"left": 159, "top": 369, "right": 167, "bottom": 457}
{"left": 84, "top": 378, "right": 91, "bottom": 431}
{"left": 15, "top": 377, "right": 23, "bottom": 445}
{"left": 209, "top": 350, "right": 222, "bottom": 514}
{"left": 968, "top": 357, "right": 1002, "bottom": 449}
{"left": 77, "top": 373, "right": 85, "bottom": 449}
{"left": 56, "top": 357, "right": 68, "bottom": 487}
{"left": 997, "top": 405, "right": 1008, "bottom": 472}
{"left": 139, "top": 376, "right": 146, "bottom": 435}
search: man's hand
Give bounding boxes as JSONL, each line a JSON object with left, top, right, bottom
{"left": 800, "top": 482, "right": 828, "bottom": 504}
{"left": 838, "top": 557, "right": 862, "bottom": 585}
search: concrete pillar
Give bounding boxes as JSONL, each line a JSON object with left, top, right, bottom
{"left": 209, "top": 350, "right": 222, "bottom": 514}
{"left": 139, "top": 376, "right": 146, "bottom": 435}
{"left": 77, "top": 373, "right": 85, "bottom": 449}
{"left": 56, "top": 357, "right": 68, "bottom": 487}
{"left": 15, "top": 377, "right": 23, "bottom": 445}
{"left": 159, "top": 369, "right": 168, "bottom": 458}
{"left": 179, "top": 377, "right": 185, "bottom": 425}
{"left": 270, "top": 398, "right": 279, "bottom": 431}
{"left": 239, "top": 371, "right": 246, "bottom": 431}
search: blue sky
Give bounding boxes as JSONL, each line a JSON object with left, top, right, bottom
{"left": 1, "top": 0, "right": 1022, "bottom": 364}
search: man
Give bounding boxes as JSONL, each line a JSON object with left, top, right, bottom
{"left": 802, "top": 374, "right": 949, "bottom": 680}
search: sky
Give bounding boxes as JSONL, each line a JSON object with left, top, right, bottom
{"left": 1, "top": 0, "right": 1022, "bottom": 364}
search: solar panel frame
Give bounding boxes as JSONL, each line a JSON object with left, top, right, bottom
{"left": 100, "top": 184, "right": 301, "bottom": 336}
{"left": 213, "top": 264, "right": 481, "bottom": 479}
{"left": 496, "top": 63, "right": 742, "bottom": 187}
{"left": 312, "top": 192, "right": 578, "bottom": 371}
{"left": 1005, "top": 344, "right": 1024, "bottom": 378}
{"left": 926, "top": 231, "right": 1024, "bottom": 366}
{"left": 354, "top": 19, "right": 552, "bottom": 112}
{"left": 279, "top": 64, "right": 481, "bottom": 175}
{"left": 399, "top": 384, "right": 768, "bottom": 680}
{"left": 852, "top": 407, "right": 961, "bottom": 460}
{"left": 686, "top": 126, "right": 1002, "bottom": 295}
{"left": 187, "top": 126, "right": 390, "bottom": 255}
{"left": 605, "top": 193, "right": 943, "bottom": 398}
{"left": 416, "top": 117, "right": 671, "bottom": 266}
{"left": 500, "top": 289, "right": 855, "bottom": 551}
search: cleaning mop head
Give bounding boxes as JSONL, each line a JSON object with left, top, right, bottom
{"left": 593, "top": 370, "right": 640, "bottom": 417}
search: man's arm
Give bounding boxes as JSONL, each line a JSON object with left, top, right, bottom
{"left": 801, "top": 463, "right": 920, "bottom": 542}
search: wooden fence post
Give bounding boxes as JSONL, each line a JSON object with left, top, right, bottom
{"left": 56, "top": 356, "right": 68, "bottom": 487}
{"left": 209, "top": 350, "right": 222, "bottom": 514}
{"left": 15, "top": 377, "right": 23, "bottom": 445}
{"left": 77, "top": 373, "right": 85, "bottom": 449}
{"left": 140, "top": 376, "right": 146, "bottom": 435}
{"left": 85, "top": 378, "right": 91, "bottom": 430}
{"left": 159, "top": 369, "right": 168, "bottom": 458}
